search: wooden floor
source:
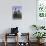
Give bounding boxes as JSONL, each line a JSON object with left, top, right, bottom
{"left": 0, "top": 42, "right": 46, "bottom": 46}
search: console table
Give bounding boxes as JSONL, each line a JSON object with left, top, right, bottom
{"left": 4, "top": 33, "right": 30, "bottom": 46}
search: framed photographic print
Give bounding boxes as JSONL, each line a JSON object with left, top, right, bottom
{"left": 12, "top": 6, "right": 22, "bottom": 19}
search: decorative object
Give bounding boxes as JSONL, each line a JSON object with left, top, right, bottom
{"left": 11, "top": 27, "right": 18, "bottom": 34}
{"left": 12, "top": 6, "right": 22, "bottom": 19}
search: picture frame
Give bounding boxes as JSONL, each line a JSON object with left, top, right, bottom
{"left": 12, "top": 6, "right": 22, "bottom": 19}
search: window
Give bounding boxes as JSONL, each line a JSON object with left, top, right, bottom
{"left": 37, "top": 0, "right": 46, "bottom": 18}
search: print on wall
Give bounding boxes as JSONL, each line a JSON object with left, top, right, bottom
{"left": 12, "top": 6, "right": 22, "bottom": 19}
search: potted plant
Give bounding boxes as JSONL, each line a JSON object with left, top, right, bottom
{"left": 33, "top": 32, "right": 46, "bottom": 43}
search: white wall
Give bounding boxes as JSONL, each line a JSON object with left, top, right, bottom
{"left": 0, "top": 0, "right": 36, "bottom": 42}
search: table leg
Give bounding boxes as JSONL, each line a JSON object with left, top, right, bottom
{"left": 4, "top": 34, "right": 7, "bottom": 46}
